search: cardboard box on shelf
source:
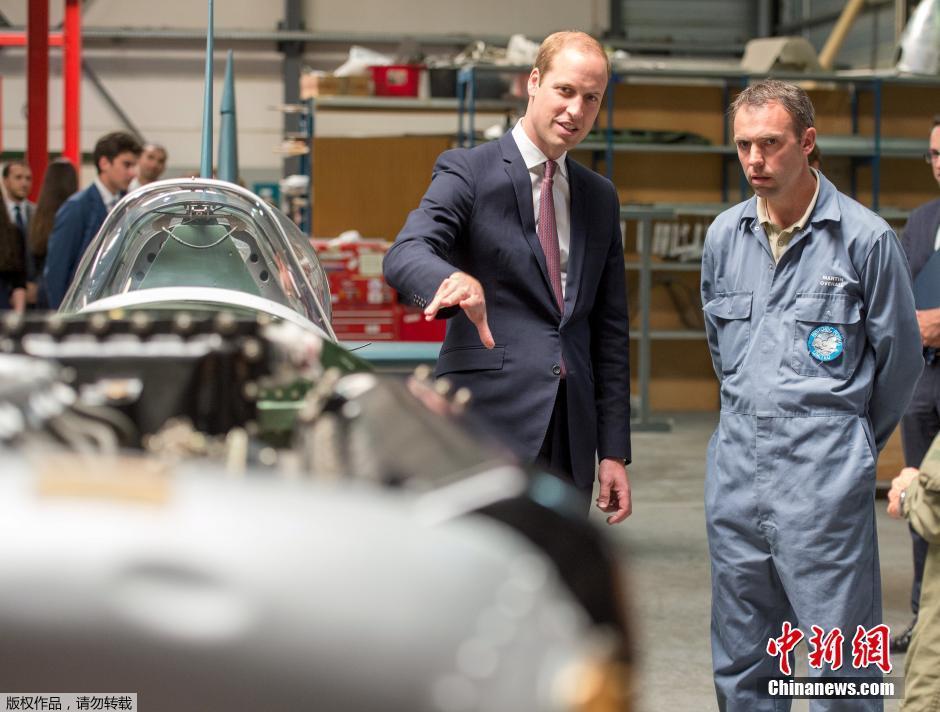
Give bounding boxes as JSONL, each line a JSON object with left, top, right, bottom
{"left": 300, "top": 73, "right": 373, "bottom": 99}
{"left": 345, "top": 75, "right": 372, "bottom": 96}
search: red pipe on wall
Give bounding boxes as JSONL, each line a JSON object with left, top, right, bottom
{"left": 26, "top": 0, "right": 49, "bottom": 201}
{"left": 0, "top": 32, "right": 63, "bottom": 47}
{"left": 63, "top": 0, "right": 81, "bottom": 167}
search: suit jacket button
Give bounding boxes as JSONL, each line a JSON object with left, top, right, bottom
{"left": 552, "top": 364, "right": 561, "bottom": 376}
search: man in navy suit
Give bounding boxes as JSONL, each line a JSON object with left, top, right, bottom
{"left": 896, "top": 116, "right": 940, "bottom": 652}
{"left": 383, "top": 31, "right": 631, "bottom": 523}
{"left": 44, "top": 132, "right": 141, "bottom": 308}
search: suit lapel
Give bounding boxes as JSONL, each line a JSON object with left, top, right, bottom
{"left": 81, "top": 185, "right": 108, "bottom": 253}
{"left": 500, "top": 133, "right": 557, "bottom": 309}
{"left": 931, "top": 206, "right": 940, "bottom": 258}
{"left": 562, "top": 159, "right": 586, "bottom": 326}
{"left": 91, "top": 186, "right": 107, "bottom": 226}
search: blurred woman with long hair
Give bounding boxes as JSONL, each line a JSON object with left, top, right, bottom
{"left": 28, "top": 158, "right": 78, "bottom": 308}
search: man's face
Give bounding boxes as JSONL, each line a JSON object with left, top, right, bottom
{"left": 98, "top": 151, "right": 139, "bottom": 193}
{"left": 734, "top": 101, "right": 815, "bottom": 200}
{"left": 523, "top": 46, "right": 607, "bottom": 160}
{"left": 138, "top": 146, "right": 167, "bottom": 183}
{"left": 3, "top": 164, "right": 32, "bottom": 202}
{"left": 929, "top": 125, "right": 940, "bottom": 188}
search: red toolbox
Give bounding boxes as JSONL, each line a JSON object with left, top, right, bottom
{"left": 369, "top": 65, "right": 423, "bottom": 97}
{"left": 312, "top": 237, "right": 445, "bottom": 342}
{"left": 331, "top": 308, "right": 400, "bottom": 341}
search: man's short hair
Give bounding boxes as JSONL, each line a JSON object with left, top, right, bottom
{"left": 933, "top": 115, "right": 940, "bottom": 128}
{"left": 2, "top": 159, "right": 30, "bottom": 179}
{"left": 534, "top": 31, "right": 610, "bottom": 80}
{"left": 93, "top": 131, "right": 143, "bottom": 174}
{"left": 729, "top": 79, "right": 816, "bottom": 138}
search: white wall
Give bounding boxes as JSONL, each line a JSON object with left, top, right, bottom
{"left": 0, "top": 0, "right": 605, "bottom": 180}
{"left": 308, "top": 0, "right": 605, "bottom": 37}
{"left": 2, "top": 0, "right": 605, "bottom": 36}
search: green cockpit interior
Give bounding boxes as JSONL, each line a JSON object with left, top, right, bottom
{"left": 139, "top": 221, "right": 262, "bottom": 295}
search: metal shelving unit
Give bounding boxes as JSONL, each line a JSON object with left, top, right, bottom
{"left": 306, "top": 63, "right": 933, "bottom": 424}
{"left": 580, "top": 135, "right": 927, "bottom": 158}
{"left": 306, "top": 91, "right": 519, "bottom": 234}
{"left": 275, "top": 101, "right": 314, "bottom": 234}
{"left": 457, "top": 65, "right": 940, "bottom": 211}
{"left": 621, "top": 206, "right": 683, "bottom": 431}
{"left": 313, "top": 96, "right": 514, "bottom": 112}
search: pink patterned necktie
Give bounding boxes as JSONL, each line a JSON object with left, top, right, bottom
{"left": 538, "top": 160, "right": 564, "bottom": 312}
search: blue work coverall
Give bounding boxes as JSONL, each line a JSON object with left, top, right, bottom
{"left": 701, "top": 173, "right": 923, "bottom": 711}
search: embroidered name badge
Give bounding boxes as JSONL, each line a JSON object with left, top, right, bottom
{"left": 807, "top": 325, "right": 844, "bottom": 362}
{"left": 819, "top": 274, "right": 846, "bottom": 287}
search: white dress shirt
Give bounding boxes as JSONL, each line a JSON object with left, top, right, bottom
{"left": 511, "top": 119, "right": 571, "bottom": 296}
{"left": 94, "top": 178, "right": 120, "bottom": 211}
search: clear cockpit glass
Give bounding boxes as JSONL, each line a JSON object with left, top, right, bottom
{"left": 58, "top": 178, "right": 333, "bottom": 336}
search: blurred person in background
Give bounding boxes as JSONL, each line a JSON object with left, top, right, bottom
{"left": 0, "top": 197, "right": 28, "bottom": 312}
{"left": 28, "top": 159, "right": 79, "bottom": 309}
{"left": 128, "top": 143, "right": 168, "bottom": 191}
{"left": 888, "top": 464, "right": 940, "bottom": 711}
{"left": 44, "top": 131, "right": 141, "bottom": 308}
{"left": 894, "top": 115, "right": 940, "bottom": 654}
{"left": 2, "top": 160, "right": 35, "bottom": 303}
{"left": 2, "top": 161, "right": 34, "bottom": 231}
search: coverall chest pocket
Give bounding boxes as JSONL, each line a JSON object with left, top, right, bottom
{"left": 791, "top": 294, "right": 862, "bottom": 379}
{"left": 703, "top": 291, "right": 752, "bottom": 375}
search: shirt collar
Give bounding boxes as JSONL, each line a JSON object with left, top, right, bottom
{"left": 511, "top": 119, "right": 568, "bottom": 180}
{"left": 94, "top": 177, "right": 119, "bottom": 207}
{"left": 756, "top": 168, "right": 821, "bottom": 233}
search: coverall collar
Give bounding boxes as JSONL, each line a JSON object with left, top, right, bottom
{"left": 738, "top": 171, "right": 844, "bottom": 257}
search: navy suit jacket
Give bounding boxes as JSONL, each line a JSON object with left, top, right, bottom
{"left": 901, "top": 197, "right": 940, "bottom": 281}
{"left": 6, "top": 200, "right": 36, "bottom": 281}
{"left": 43, "top": 184, "right": 108, "bottom": 308}
{"left": 383, "top": 132, "right": 631, "bottom": 487}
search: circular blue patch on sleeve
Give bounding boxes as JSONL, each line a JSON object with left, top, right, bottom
{"left": 807, "top": 325, "right": 844, "bottom": 362}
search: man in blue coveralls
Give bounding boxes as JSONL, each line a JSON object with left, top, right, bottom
{"left": 701, "top": 79, "right": 924, "bottom": 710}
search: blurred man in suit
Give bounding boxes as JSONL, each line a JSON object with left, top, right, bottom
{"left": 3, "top": 161, "right": 34, "bottom": 234}
{"left": 2, "top": 161, "right": 36, "bottom": 302}
{"left": 128, "top": 143, "right": 168, "bottom": 191}
{"left": 44, "top": 132, "right": 141, "bottom": 308}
